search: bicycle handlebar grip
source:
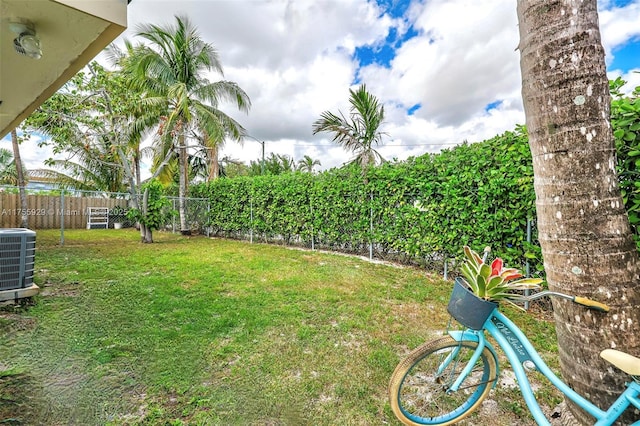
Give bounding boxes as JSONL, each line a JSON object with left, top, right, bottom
{"left": 573, "top": 297, "right": 610, "bottom": 312}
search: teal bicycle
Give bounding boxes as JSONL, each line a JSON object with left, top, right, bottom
{"left": 389, "top": 278, "right": 640, "bottom": 425}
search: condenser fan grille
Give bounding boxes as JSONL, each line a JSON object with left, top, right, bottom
{"left": 0, "top": 229, "right": 36, "bottom": 291}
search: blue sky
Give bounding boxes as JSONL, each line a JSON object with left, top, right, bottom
{"left": 353, "top": 0, "right": 415, "bottom": 70}
{"left": 610, "top": 41, "right": 640, "bottom": 70}
{"left": 5, "top": 0, "right": 640, "bottom": 173}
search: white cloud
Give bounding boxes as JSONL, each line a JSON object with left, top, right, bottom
{"left": 0, "top": 132, "right": 56, "bottom": 172}
{"left": 396, "top": 0, "right": 520, "bottom": 125}
{"left": 599, "top": 1, "right": 640, "bottom": 68}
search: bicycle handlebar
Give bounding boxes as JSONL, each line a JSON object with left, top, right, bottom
{"left": 512, "top": 291, "right": 610, "bottom": 312}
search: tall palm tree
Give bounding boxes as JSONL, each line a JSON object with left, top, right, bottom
{"left": 122, "top": 15, "right": 251, "bottom": 235}
{"left": 297, "top": 155, "right": 321, "bottom": 173}
{"left": 10, "top": 129, "right": 28, "bottom": 227}
{"left": 517, "top": 0, "right": 639, "bottom": 423}
{"left": 312, "top": 84, "right": 386, "bottom": 171}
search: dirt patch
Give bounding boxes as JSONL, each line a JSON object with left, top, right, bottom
{"left": 0, "top": 308, "right": 37, "bottom": 340}
{"left": 39, "top": 280, "right": 82, "bottom": 298}
{"left": 0, "top": 371, "right": 31, "bottom": 422}
{"left": 443, "top": 378, "right": 566, "bottom": 426}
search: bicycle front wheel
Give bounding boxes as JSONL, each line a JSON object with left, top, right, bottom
{"left": 389, "top": 336, "right": 498, "bottom": 425}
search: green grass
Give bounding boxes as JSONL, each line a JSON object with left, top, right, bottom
{"left": 0, "top": 230, "right": 559, "bottom": 425}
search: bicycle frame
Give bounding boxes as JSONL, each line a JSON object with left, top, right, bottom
{"left": 449, "top": 309, "right": 640, "bottom": 426}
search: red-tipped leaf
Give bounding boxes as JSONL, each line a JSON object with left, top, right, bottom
{"left": 491, "top": 258, "right": 503, "bottom": 275}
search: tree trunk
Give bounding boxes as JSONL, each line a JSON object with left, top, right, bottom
{"left": 517, "top": 1, "right": 640, "bottom": 424}
{"left": 132, "top": 148, "right": 142, "bottom": 233}
{"left": 141, "top": 224, "right": 153, "bottom": 243}
{"left": 178, "top": 134, "right": 189, "bottom": 235}
{"left": 140, "top": 187, "right": 153, "bottom": 243}
{"left": 10, "top": 129, "right": 28, "bottom": 228}
{"left": 208, "top": 145, "right": 219, "bottom": 181}
{"left": 135, "top": 147, "right": 142, "bottom": 189}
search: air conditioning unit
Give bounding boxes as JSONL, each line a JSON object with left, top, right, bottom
{"left": 0, "top": 228, "right": 36, "bottom": 291}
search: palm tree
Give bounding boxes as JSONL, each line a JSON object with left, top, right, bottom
{"left": 0, "top": 148, "right": 17, "bottom": 185}
{"left": 517, "top": 0, "right": 639, "bottom": 423}
{"left": 10, "top": 129, "right": 28, "bottom": 227}
{"left": 297, "top": 155, "right": 321, "bottom": 173}
{"left": 278, "top": 154, "right": 295, "bottom": 173}
{"left": 312, "top": 84, "right": 386, "bottom": 171}
{"left": 122, "top": 15, "right": 251, "bottom": 235}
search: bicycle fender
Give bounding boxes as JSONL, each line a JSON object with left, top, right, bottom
{"left": 448, "top": 330, "right": 501, "bottom": 383}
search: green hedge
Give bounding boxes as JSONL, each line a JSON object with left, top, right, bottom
{"left": 611, "top": 79, "right": 640, "bottom": 248}
{"left": 192, "top": 128, "right": 540, "bottom": 272}
{"left": 367, "top": 126, "right": 538, "bottom": 269}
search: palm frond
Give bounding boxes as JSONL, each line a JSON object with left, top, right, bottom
{"left": 312, "top": 84, "right": 386, "bottom": 169}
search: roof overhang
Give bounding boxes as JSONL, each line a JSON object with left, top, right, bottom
{"left": 0, "top": 0, "right": 128, "bottom": 138}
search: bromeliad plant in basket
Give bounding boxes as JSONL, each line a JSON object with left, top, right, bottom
{"left": 460, "top": 245, "right": 544, "bottom": 305}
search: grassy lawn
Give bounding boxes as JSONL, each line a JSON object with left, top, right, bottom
{"left": 0, "top": 230, "right": 559, "bottom": 425}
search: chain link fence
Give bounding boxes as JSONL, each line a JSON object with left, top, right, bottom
{"left": 1, "top": 185, "right": 539, "bottom": 285}
{"left": 203, "top": 189, "right": 540, "bottom": 280}
{"left": 164, "top": 197, "right": 211, "bottom": 235}
{"left": 2, "top": 185, "right": 548, "bottom": 309}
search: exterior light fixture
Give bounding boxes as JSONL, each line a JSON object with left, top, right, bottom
{"left": 9, "top": 21, "right": 42, "bottom": 60}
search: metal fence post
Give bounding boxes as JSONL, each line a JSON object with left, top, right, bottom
{"left": 60, "top": 192, "right": 65, "bottom": 246}
{"left": 250, "top": 196, "right": 253, "bottom": 244}
{"left": 172, "top": 199, "right": 177, "bottom": 233}
{"left": 206, "top": 202, "right": 211, "bottom": 238}
{"left": 369, "top": 191, "right": 373, "bottom": 261}
{"left": 310, "top": 197, "right": 315, "bottom": 251}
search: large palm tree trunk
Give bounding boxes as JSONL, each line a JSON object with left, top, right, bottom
{"left": 517, "top": 1, "right": 640, "bottom": 423}
{"left": 10, "top": 129, "right": 28, "bottom": 228}
{"left": 207, "top": 145, "right": 219, "bottom": 181}
{"left": 178, "top": 134, "right": 189, "bottom": 235}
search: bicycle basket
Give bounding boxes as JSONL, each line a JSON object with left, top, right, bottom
{"left": 447, "top": 278, "right": 498, "bottom": 330}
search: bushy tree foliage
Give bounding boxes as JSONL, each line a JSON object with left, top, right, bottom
{"left": 24, "top": 62, "right": 138, "bottom": 193}
{"left": 610, "top": 78, "right": 640, "bottom": 249}
{"left": 126, "top": 179, "right": 175, "bottom": 243}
